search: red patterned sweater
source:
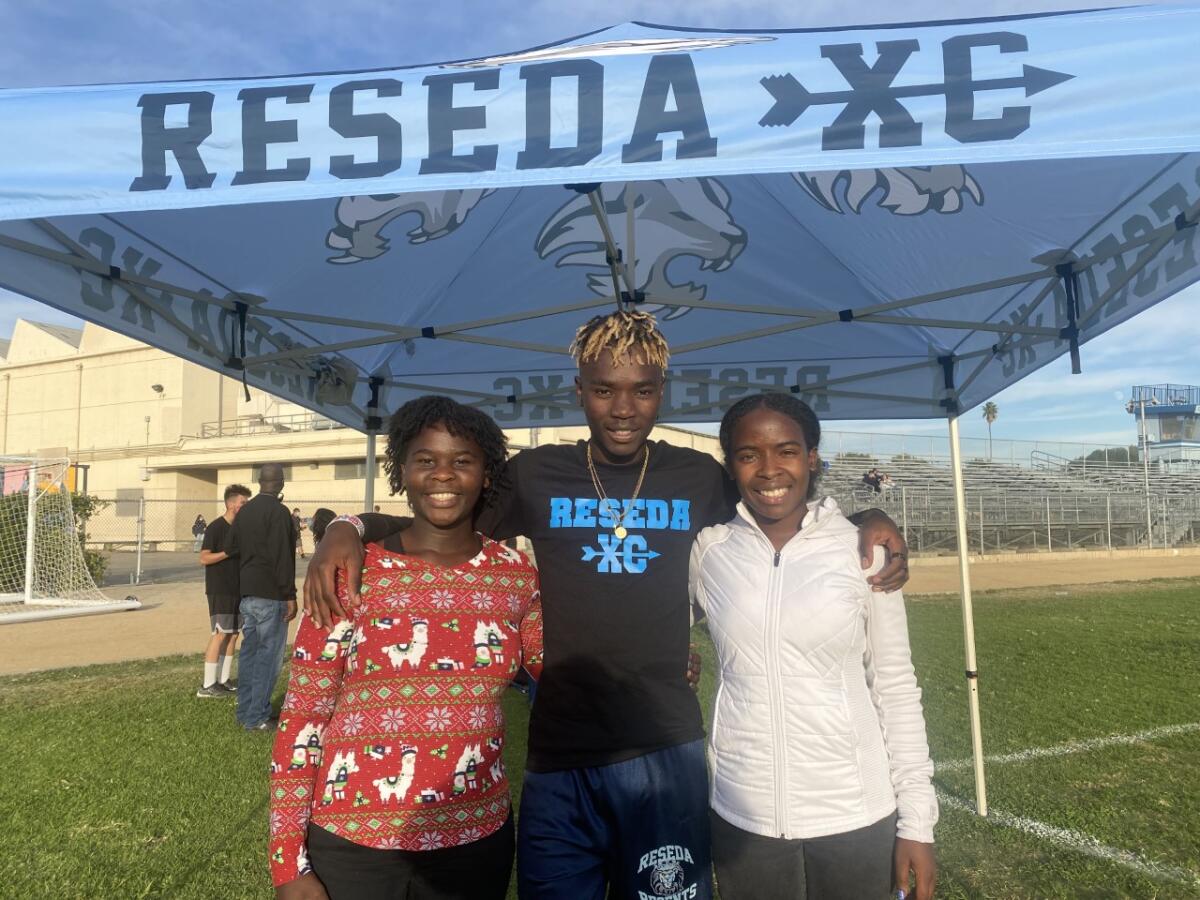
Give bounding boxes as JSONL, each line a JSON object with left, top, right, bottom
{"left": 268, "top": 537, "right": 542, "bottom": 887}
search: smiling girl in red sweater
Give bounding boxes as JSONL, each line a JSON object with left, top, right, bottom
{"left": 270, "top": 396, "right": 542, "bottom": 900}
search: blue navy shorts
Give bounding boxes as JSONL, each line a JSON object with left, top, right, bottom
{"left": 517, "top": 739, "right": 712, "bottom": 900}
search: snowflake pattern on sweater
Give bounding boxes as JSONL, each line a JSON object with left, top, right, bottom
{"left": 268, "top": 537, "right": 542, "bottom": 887}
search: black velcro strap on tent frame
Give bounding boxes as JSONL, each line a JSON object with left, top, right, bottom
{"left": 838, "top": 308, "right": 855, "bottom": 322}
{"left": 365, "top": 376, "right": 384, "bottom": 431}
{"left": 965, "top": 670, "right": 979, "bottom": 679}
{"left": 938, "top": 354, "right": 959, "bottom": 414}
{"left": 1056, "top": 262, "right": 1082, "bottom": 375}
{"left": 620, "top": 289, "right": 645, "bottom": 306}
{"left": 565, "top": 182, "right": 601, "bottom": 195}
{"left": 222, "top": 301, "right": 251, "bottom": 401}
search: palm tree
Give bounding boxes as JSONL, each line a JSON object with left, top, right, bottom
{"left": 982, "top": 401, "right": 999, "bottom": 459}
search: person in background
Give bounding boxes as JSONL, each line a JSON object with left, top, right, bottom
{"left": 309, "top": 507, "right": 336, "bottom": 547}
{"left": 293, "top": 507, "right": 307, "bottom": 559}
{"left": 192, "top": 514, "right": 208, "bottom": 552}
{"left": 691, "top": 393, "right": 937, "bottom": 900}
{"left": 861, "top": 468, "right": 880, "bottom": 493}
{"left": 227, "top": 464, "right": 297, "bottom": 731}
{"left": 197, "top": 485, "right": 251, "bottom": 698}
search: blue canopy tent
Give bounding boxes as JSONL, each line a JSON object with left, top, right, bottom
{"left": 2, "top": 3, "right": 1199, "bottom": 813}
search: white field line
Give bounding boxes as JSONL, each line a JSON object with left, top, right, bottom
{"left": 937, "top": 790, "right": 1200, "bottom": 887}
{"left": 936, "top": 722, "right": 1200, "bottom": 774}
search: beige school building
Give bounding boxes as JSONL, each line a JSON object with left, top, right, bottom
{"left": 0, "top": 319, "right": 720, "bottom": 548}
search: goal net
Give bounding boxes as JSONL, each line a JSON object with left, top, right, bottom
{"left": 0, "top": 457, "right": 139, "bottom": 624}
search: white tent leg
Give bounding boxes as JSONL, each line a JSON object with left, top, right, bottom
{"left": 948, "top": 414, "right": 988, "bottom": 816}
{"left": 364, "top": 430, "right": 377, "bottom": 511}
{"left": 23, "top": 462, "right": 37, "bottom": 603}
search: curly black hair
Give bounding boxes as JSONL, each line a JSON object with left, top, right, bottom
{"left": 718, "top": 392, "right": 822, "bottom": 500}
{"left": 310, "top": 507, "right": 337, "bottom": 543}
{"left": 384, "top": 395, "right": 509, "bottom": 508}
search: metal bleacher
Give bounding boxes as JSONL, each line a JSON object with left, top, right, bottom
{"left": 819, "top": 434, "right": 1200, "bottom": 555}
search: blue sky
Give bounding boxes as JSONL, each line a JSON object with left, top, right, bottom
{"left": 1, "top": 0, "right": 1196, "bottom": 447}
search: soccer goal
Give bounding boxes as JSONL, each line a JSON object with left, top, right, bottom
{"left": 0, "top": 457, "right": 139, "bottom": 624}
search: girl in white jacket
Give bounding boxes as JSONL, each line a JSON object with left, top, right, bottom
{"left": 689, "top": 393, "right": 938, "bottom": 900}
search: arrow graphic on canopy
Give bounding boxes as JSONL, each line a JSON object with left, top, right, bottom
{"left": 760, "top": 65, "right": 1074, "bottom": 128}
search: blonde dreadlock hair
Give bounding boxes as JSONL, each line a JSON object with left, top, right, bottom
{"left": 569, "top": 309, "right": 670, "bottom": 370}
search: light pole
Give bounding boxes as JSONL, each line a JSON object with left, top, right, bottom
{"left": 1125, "top": 396, "right": 1154, "bottom": 547}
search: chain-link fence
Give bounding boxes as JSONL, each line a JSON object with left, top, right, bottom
{"left": 843, "top": 486, "right": 1200, "bottom": 555}
{"left": 82, "top": 477, "right": 1199, "bottom": 586}
{"left": 84, "top": 497, "right": 414, "bottom": 585}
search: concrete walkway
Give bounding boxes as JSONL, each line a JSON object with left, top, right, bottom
{"left": 2, "top": 552, "right": 1198, "bottom": 677}
{"left": 0, "top": 561, "right": 308, "bottom": 677}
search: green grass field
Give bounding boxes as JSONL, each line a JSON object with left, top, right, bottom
{"left": 2, "top": 578, "right": 1197, "bottom": 899}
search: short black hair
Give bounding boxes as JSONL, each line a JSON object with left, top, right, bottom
{"left": 223, "top": 484, "right": 251, "bottom": 503}
{"left": 718, "top": 392, "right": 822, "bottom": 500}
{"left": 384, "top": 395, "right": 508, "bottom": 507}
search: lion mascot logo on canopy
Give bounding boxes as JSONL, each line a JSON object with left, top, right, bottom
{"left": 326, "top": 190, "right": 496, "bottom": 263}
{"left": 793, "top": 165, "right": 983, "bottom": 216}
{"left": 535, "top": 178, "right": 746, "bottom": 320}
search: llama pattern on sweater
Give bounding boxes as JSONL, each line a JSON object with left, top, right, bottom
{"left": 268, "top": 538, "right": 542, "bottom": 887}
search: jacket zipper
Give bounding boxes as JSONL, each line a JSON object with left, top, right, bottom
{"left": 766, "top": 545, "right": 788, "bottom": 838}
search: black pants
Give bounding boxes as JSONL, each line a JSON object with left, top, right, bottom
{"left": 710, "top": 809, "right": 896, "bottom": 900}
{"left": 306, "top": 815, "right": 514, "bottom": 900}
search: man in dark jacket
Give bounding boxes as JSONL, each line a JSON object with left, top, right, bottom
{"left": 226, "top": 463, "right": 297, "bottom": 731}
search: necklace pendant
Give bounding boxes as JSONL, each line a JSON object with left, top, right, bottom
{"left": 613, "top": 525, "right": 628, "bottom": 540}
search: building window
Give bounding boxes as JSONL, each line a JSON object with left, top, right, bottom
{"left": 334, "top": 460, "right": 378, "bottom": 480}
{"left": 252, "top": 464, "right": 294, "bottom": 483}
{"left": 1159, "top": 415, "right": 1199, "bottom": 442}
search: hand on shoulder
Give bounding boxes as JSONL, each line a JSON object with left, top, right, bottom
{"left": 302, "top": 521, "right": 363, "bottom": 628}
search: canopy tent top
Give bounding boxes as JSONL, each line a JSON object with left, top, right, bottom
{"left": 0, "top": 3, "right": 1196, "bottom": 431}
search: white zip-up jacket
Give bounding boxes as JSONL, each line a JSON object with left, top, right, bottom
{"left": 689, "top": 497, "right": 938, "bottom": 843}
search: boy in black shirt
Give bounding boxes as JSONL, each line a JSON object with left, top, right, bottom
{"left": 305, "top": 310, "right": 910, "bottom": 899}
{"left": 227, "top": 464, "right": 298, "bottom": 731}
{"left": 197, "top": 484, "right": 251, "bottom": 697}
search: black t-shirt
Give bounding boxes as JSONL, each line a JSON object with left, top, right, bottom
{"left": 366, "top": 439, "right": 737, "bottom": 771}
{"left": 224, "top": 493, "right": 297, "bottom": 602}
{"left": 202, "top": 517, "right": 239, "bottom": 600}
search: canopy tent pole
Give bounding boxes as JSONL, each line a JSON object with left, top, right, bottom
{"left": 625, "top": 183, "right": 637, "bottom": 291}
{"left": 948, "top": 412, "right": 988, "bottom": 816}
{"left": 363, "top": 377, "right": 383, "bottom": 511}
{"left": 364, "top": 430, "right": 377, "bottom": 510}
{"left": 23, "top": 462, "right": 37, "bottom": 603}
